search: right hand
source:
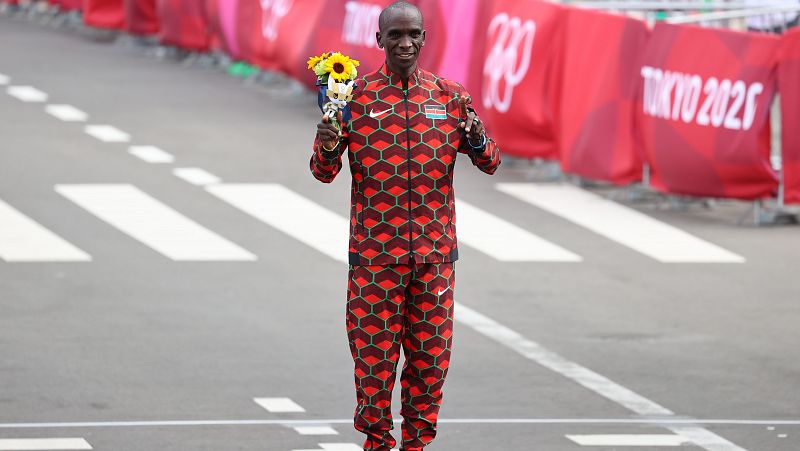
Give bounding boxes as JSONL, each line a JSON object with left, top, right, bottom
{"left": 316, "top": 111, "right": 342, "bottom": 151}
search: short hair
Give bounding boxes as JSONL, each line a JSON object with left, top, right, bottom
{"left": 378, "top": 1, "right": 423, "bottom": 32}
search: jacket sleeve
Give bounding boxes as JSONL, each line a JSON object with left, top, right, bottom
{"left": 459, "top": 135, "right": 501, "bottom": 175}
{"left": 310, "top": 133, "right": 347, "bottom": 183}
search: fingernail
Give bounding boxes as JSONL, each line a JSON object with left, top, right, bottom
{"left": 466, "top": 128, "right": 470, "bottom": 132}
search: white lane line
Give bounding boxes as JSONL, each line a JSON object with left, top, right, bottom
{"left": 457, "top": 200, "right": 581, "bottom": 262}
{"left": 0, "top": 418, "right": 798, "bottom": 428}
{"left": 253, "top": 397, "right": 306, "bottom": 413}
{"left": 0, "top": 438, "right": 92, "bottom": 450}
{"left": 0, "top": 198, "right": 91, "bottom": 262}
{"left": 0, "top": 73, "right": 9, "bottom": 85}
{"left": 129, "top": 145, "right": 175, "bottom": 164}
{"left": 84, "top": 125, "right": 131, "bottom": 143}
{"left": 293, "top": 426, "right": 338, "bottom": 435}
{"left": 45, "top": 104, "right": 88, "bottom": 122}
{"left": 455, "top": 303, "right": 748, "bottom": 451}
{"left": 496, "top": 183, "right": 745, "bottom": 263}
{"left": 7, "top": 85, "right": 48, "bottom": 102}
{"left": 207, "top": 184, "right": 348, "bottom": 263}
{"left": 55, "top": 184, "right": 256, "bottom": 261}
{"left": 173, "top": 168, "right": 221, "bottom": 186}
{"left": 566, "top": 434, "right": 689, "bottom": 446}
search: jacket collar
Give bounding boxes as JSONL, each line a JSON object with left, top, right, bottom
{"left": 380, "top": 64, "right": 420, "bottom": 89}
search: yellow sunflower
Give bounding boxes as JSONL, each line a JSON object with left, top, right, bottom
{"left": 325, "top": 52, "right": 357, "bottom": 82}
{"left": 306, "top": 55, "right": 322, "bottom": 70}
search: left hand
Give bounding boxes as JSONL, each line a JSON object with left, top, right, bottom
{"left": 458, "top": 96, "right": 485, "bottom": 144}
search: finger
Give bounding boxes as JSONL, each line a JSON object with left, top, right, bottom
{"left": 337, "top": 110, "right": 343, "bottom": 124}
{"left": 322, "top": 114, "right": 329, "bottom": 124}
{"left": 464, "top": 113, "right": 475, "bottom": 133}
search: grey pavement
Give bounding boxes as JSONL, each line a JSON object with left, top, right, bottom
{"left": 1, "top": 14, "right": 799, "bottom": 451}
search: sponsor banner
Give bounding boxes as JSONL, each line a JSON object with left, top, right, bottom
{"left": 83, "top": 0, "right": 126, "bottom": 29}
{"left": 780, "top": 29, "right": 800, "bottom": 204}
{"left": 125, "top": 0, "right": 159, "bottom": 35}
{"left": 157, "top": 0, "right": 210, "bottom": 51}
{"left": 638, "top": 23, "right": 780, "bottom": 200}
{"left": 462, "top": 0, "right": 565, "bottom": 160}
{"left": 302, "top": 0, "right": 391, "bottom": 87}
{"left": 559, "top": 7, "right": 649, "bottom": 184}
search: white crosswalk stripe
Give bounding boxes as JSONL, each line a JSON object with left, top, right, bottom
{"left": 207, "top": 184, "right": 349, "bottom": 263}
{"left": 0, "top": 197, "right": 91, "bottom": 262}
{"left": 293, "top": 426, "right": 339, "bottom": 435}
{"left": 496, "top": 183, "right": 745, "bottom": 263}
{"left": 457, "top": 200, "right": 581, "bottom": 262}
{"left": 7, "top": 85, "right": 48, "bottom": 102}
{"left": 173, "top": 167, "right": 221, "bottom": 186}
{"left": 55, "top": 184, "right": 256, "bottom": 261}
{"left": 45, "top": 104, "right": 88, "bottom": 122}
{"left": 0, "top": 438, "right": 92, "bottom": 450}
{"left": 128, "top": 145, "right": 174, "bottom": 163}
{"left": 254, "top": 397, "right": 305, "bottom": 413}
{"left": 83, "top": 125, "right": 131, "bottom": 143}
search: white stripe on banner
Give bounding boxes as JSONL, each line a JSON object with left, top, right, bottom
{"left": 455, "top": 303, "right": 748, "bottom": 451}
{"left": 0, "top": 438, "right": 92, "bottom": 450}
{"left": 7, "top": 85, "right": 48, "bottom": 102}
{"left": 55, "top": 184, "right": 256, "bottom": 261}
{"left": 128, "top": 146, "right": 175, "bottom": 164}
{"left": 496, "top": 183, "right": 745, "bottom": 263}
{"left": 206, "top": 184, "right": 349, "bottom": 263}
{"left": 456, "top": 200, "right": 581, "bottom": 262}
{"left": 566, "top": 434, "right": 689, "bottom": 446}
{"left": 45, "top": 104, "right": 88, "bottom": 122}
{"left": 0, "top": 198, "right": 91, "bottom": 262}
{"left": 84, "top": 125, "right": 131, "bottom": 143}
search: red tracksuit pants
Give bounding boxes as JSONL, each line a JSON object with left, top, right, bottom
{"left": 346, "top": 263, "right": 455, "bottom": 451}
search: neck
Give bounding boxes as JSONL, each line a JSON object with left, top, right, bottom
{"left": 387, "top": 63, "right": 416, "bottom": 82}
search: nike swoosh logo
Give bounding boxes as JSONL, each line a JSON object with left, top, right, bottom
{"left": 437, "top": 287, "right": 448, "bottom": 296}
{"left": 369, "top": 108, "right": 392, "bottom": 118}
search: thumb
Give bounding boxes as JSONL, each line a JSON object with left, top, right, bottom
{"left": 322, "top": 114, "right": 329, "bottom": 123}
{"left": 337, "top": 111, "right": 343, "bottom": 124}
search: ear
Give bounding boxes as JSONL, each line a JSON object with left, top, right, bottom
{"left": 421, "top": 29, "right": 426, "bottom": 47}
{"left": 376, "top": 32, "right": 383, "bottom": 48}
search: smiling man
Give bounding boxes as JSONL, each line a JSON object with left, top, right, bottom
{"left": 310, "top": 2, "right": 500, "bottom": 450}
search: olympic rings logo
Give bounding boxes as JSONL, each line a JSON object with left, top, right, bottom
{"left": 260, "top": 0, "right": 294, "bottom": 41}
{"left": 482, "top": 13, "right": 536, "bottom": 113}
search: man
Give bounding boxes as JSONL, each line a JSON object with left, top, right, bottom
{"left": 311, "top": 2, "right": 500, "bottom": 450}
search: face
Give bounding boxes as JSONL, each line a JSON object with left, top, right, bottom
{"left": 376, "top": 7, "right": 425, "bottom": 77}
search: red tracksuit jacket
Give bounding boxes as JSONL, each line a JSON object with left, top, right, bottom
{"left": 311, "top": 65, "right": 501, "bottom": 265}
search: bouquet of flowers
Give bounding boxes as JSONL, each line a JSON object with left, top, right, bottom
{"left": 307, "top": 52, "right": 360, "bottom": 135}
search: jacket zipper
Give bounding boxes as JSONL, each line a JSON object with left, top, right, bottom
{"left": 403, "top": 88, "right": 413, "bottom": 260}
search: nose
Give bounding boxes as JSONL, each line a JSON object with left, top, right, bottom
{"left": 398, "top": 35, "right": 413, "bottom": 50}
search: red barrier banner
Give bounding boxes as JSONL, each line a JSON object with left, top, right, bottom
{"left": 637, "top": 23, "right": 780, "bottom": 200}
{"left": 459, "top": 0, "right": 565, "bottom": 160}
{"left": 157, "top": 0, "right": 210, "bottom": 51}
{"left": 780, "top": 29, "right": 800, "bottom": 204}
{"left": 559, "top": 8, "right": 649, "bottom": 184}
{"left": 125, "top": 0, "right": 159, "bottom": 35}
{"left": 83, "top": 0, "right": 125, "bottom": 29}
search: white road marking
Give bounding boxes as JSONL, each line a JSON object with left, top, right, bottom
{"left": 55, "top": 184, "right": 256, "bottom": 261}
{"left": 0, "top": 73, "right": 10, "bottom": 85}
{"left": 173, "top": 168, "right": 221, "bottom": 186}
{"left": 496, "top": 183, "right": 745, "bottom": 263}
{"left": 45, "top": 104, "right": 88, "bottom": 122}
{"left": 566, "top": 434, "right": 689, "bottom": 446}
{"left": 0, "top": 418, "right": 798, "bottom": 428}
{"left": 778, "top": 434, "right": 788, "bottom": 438}
{"left": 254, "top": 397, "right": 306, "bottom": 413}
{"left": 455, "top": 303, "right": 748, "bottom": 451}
{"left": 207, "top": 184, "right": 348, "bottom": 263}
{"left": 457, "top": 200, "right": 581, "bottom": 262}
{"left": 7, "top": 85, "right": 48, "bottom": 102}
{"left": 0, "top": 438, "right": 92, "bottom": 450}
{"left": 128, "top": 145, "right": 175, "bottom": 164}
{"left": 83, "top": 125, "right": 131, "bottom": 143}
{"left": 293, "top": 426, "right": 338, "bottom": 435}
{"left": 319, "top": 445, "right": 362, "bottom": 451}
{"left": 0, "top": 198, "right": 91, "bottom": 262}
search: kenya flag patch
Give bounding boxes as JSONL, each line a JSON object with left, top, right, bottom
{"left": 424, "top": 104, "right": 447, "bottom": 120}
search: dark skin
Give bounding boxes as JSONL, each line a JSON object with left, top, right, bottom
{"left": 317, "top": 3, "right": 485, "bottom": 151}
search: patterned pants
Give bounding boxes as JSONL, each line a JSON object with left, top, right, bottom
{"left": 346, "top": 263, "right": 455, "bottom": 451}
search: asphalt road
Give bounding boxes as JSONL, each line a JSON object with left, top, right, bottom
{"left": 1, "top": 13, "right": 799, "bottom": 451}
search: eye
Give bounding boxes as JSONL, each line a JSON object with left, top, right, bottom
{"left": 411, "top": 32, "right": 421, "bottom": 38}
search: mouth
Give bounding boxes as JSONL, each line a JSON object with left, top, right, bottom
{"left": 396, "top": 52, "right": 415, "bottom": 59}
